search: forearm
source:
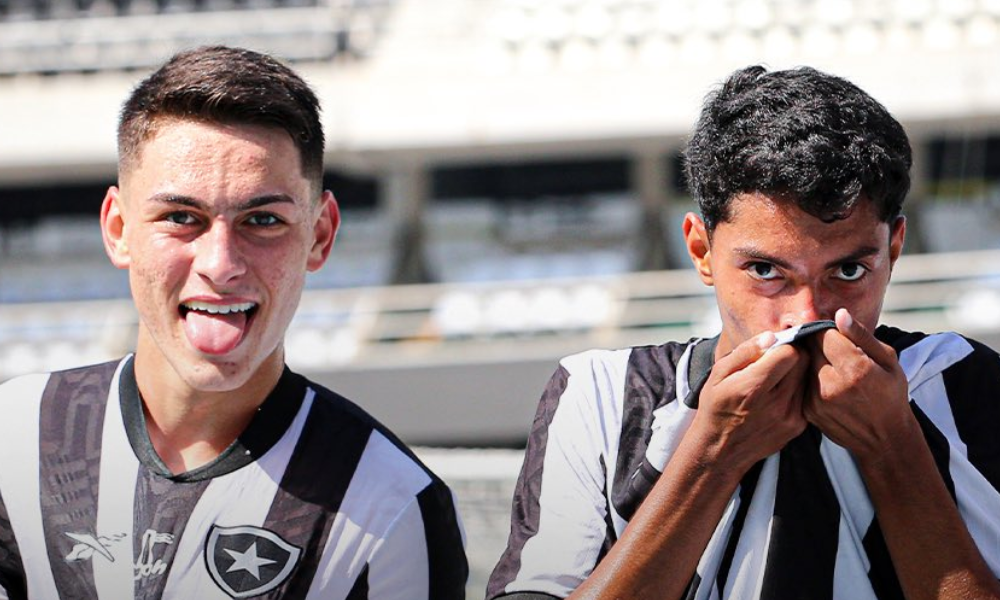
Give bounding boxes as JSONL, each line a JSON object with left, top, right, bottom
{"left": 568, "top": 425, "right": 746, "bottom": 600}
{"left": 858, "top": 414, "right": 1000, "bottom": 600}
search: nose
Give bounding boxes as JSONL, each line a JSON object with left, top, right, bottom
{"left": 780, "top": 286, "right": 825, "bottom": 329}
{"left": 193, "top": 220, "right": 246, "bottom": 285}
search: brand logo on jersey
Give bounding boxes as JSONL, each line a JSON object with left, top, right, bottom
{"left": 65, "top": 529, "right": 174, "bottom": 581}
{"left": 205, "top": 525, "right": 302, "bottom": 598}
{"left": 135, "top": 529, "right": 175, "bottom": 580}
{"left": 65, "top": 532, "right": 126, "bottom": 562}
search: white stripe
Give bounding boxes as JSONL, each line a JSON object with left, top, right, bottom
{"left": 912, "top": 375, "right": 968, "bottom": 459}
{"left": 722, "top": 453, "right": 779, "bottom": 600}
{"left": 364, "top": 497, "right": 429, "bottom": 600}
{"left": 589, "top": 349, "right": 630, "bottom": 537}
{"left": 820, "top": 438, "right": 877, "bottom": 600}
{"left": 305, "top": 430, "right": 432, "bottom": 600}
{"left": 691, "top": 491, "right": 740, "bottom": 600}
{"left": 898, "top": 332, "right": 973, "bottom": 396}
{"left": 951, "top": 452, "right": 1000, "bottom": 576}
{"left": 902, "top": 341, "right": 1000, "bottom": 577}
{"left": 510, "top": 349, "right": 630, "bottom": 597}
{"left": 0, "top": 373, "right": 60, "bottom": 600}
{"left": 93, "top": 359, "right": 140, "bottom": 600}
{"left": 160, "top": 389, "right": 315, "bottom": 600}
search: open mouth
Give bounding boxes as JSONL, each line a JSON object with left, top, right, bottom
{"left": 179, "top": 300, "right": 259, "bottom": 355}
{"left": 179, "top": 300, "right": 258, "bottom": 318}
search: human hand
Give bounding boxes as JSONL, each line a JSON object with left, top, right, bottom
{"left": 803, "top": 308, "right": 912, "bottom": 464}
{"left": 690, "top": 331, "right": 809, "bottom": 475}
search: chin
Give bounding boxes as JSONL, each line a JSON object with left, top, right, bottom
{"left": 179, "top": 357, "right": 257, "bottom": 393}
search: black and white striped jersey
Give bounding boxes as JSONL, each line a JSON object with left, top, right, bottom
{"left": 0, "top": 357, "right": 467, "bottom": 599}
{"left": 487, "top": 326, "right": 1000, "bottom": 600}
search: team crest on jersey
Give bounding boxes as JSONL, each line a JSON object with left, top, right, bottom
{"left": 205, "top": 525, "right": 302, "bottom": 598}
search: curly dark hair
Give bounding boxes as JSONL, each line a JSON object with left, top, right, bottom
{"left": 683, "top": 65, "right": 911, "bottom": 231}
{"left": 118, "top": 45, "right": 324, "bottom": 188}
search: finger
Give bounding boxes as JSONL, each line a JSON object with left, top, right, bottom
{"left": 802, "top": 363, "right": 824, "bottom": 423}
{"left": 726, "top": 342, "right": 807, "bottom": 396}
{"left": 831, "top": 308, "right": 897, "bottom": 368}
{"left": 754, "top": 342, "right": 807, "bottom": 388}
{"left": 771, "top": 348, "right": 808, "bottom": 399}
{"left": 711, "top": 331, "right": 776, "bottom": 379}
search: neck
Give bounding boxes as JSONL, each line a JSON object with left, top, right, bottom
{"left": 132, "top": 333, "right": 284, "bottom": 474}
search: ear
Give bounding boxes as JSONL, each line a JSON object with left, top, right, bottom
{"left": 100, "top": 186, "right": 131, "bottom": 269}
{"left": 888, "top": 215, "right": 906, "bottom": 268}
{"left": 307, "top": 190, "right": 339, "bottom": 272}
{"left": 683, "top": 212, "right": 714, "bottom": 286}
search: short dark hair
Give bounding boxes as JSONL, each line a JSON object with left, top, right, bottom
{"left": 118, "top": 45, "right": 324, "bottom": 187}
{"left": 683, "top": 65, "right": 911, "bottom": 231}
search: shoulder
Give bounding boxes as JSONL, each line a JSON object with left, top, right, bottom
{"left": 556, "top": 341, "right": 690, "bottom": 376}
{"left": 551, "top": 340, "right": 693, "bottom": 409}
{"left": 0, "top": 359, "right": 123, "bottom": 404}
{"left": 0, "top": 371, "right": 50, "bottom": 400}
{"left": 877, "top": 325, "right": 998, "bottom": 386}
{"left": 294, "top": 373, "right": 446, "bottom": 496}
{"left": 530, "top": 341, "right": 694, "bottom": 446}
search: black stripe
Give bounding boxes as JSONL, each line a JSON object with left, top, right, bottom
{"left": 860, "top": 346, "right": 955, "bottom": 600}
{"left": 860, "top": 405, "right": 957, "bottom": 598}
{"left": 345, "top": 564, "right": 369, "bottom": 600}
{"left": 759, "top": 427, "right": 840, "bottom": 600}
{"left": 683, "top": 337, "right": 719, "bottom": 409}
{"left": 132, "top": 471, "right": 212, "bottom": 600}
{"left": 940, "top": 336, "right": 1000, "bottom": 492}
{"left": 261, "top": 382, "right": 375, "bottom": 599}
{"left": 713, "top": 460, "right": 764, "bottom": 596}
{"left": 875, "top": 325, "right": 928, "bottom": 355}
{"left": 417, "top": 482, "right": 468, "bottom": 600}
{"left": 611, "top": 342, "right": 689, "bottom": 520}
{"left": 912, "top": 404, "right": 957, "bottom": 498}
{"left": 862, "top": 520, "right": 905, "bottom": 600}
{"left": 681, "top": 572, "right": 703, "bottom": 600}
{"left": 492, "top": 594, "right": 560, "bottom": 600}
{"left": 38, "top": 361, "right": 118, "bottom": 600}
{"left": 486, "top": 365, "right": 571, "bottom": 600}
{"left": 0, "top": 487, "right": 27, "bottom": 600}
{"left": 595, "top": 455, "right": 617, "bottom": 566}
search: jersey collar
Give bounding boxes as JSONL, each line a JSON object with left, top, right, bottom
{"left": 118, "top": 356, "right": 306, "bottom": 482}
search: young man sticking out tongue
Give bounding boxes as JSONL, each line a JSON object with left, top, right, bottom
{"left": 0, "top": 46, "right": 467, "bottom": 599}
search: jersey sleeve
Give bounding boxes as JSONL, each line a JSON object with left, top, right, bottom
{"left": 365, "top": 478, "right": 468, "bottom": 600}
{"left": 0, "top": 494, "right": 24, "bottom": 600}
{"left": 486, "top": 358, "right": 614, "bottom": 599}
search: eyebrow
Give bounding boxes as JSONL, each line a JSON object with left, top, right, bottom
{"left": 147, "top": 193, "right": 297, "bottom": 211}
{"left": 733, "top": 245, "right": 881, "bottom": 270}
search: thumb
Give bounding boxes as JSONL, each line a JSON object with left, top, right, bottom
{"left": 834, "top": 308, "right": 896, "bottom": 367}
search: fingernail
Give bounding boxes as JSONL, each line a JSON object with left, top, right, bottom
{"left": 757, "top": 331, "right": 776, "bottom": 350}
{"left": 838, "top": 308, "right": 853, "bottom": 329}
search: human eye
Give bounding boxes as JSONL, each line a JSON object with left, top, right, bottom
{"left": 245, "top": 212, "right": 285, "bottom": 227}
{"left": 746, "top": 261, "right": 781, "bottom": 281}
{"left": 163, "top": 211, "right": 198, "bottom": 226}
{"left": 834, "top": 262, "right": 868, "bottom": 282}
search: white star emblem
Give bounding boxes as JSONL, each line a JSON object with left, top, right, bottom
{"left": 223, "top": 542, "right": 277, "bottom": 580}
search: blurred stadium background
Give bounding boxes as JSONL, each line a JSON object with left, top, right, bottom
{"left": 3, "top": 0, "right": 1000, "bottom": 593}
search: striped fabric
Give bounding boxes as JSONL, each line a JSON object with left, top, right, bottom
{"left": 0, "top": 357, "right": 467, "bottom": 599}
{"left": 487, "top": 326, "right": 1000, "bottom": 599}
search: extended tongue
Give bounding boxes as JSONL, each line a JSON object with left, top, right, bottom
{"left": 183, "top": 310, "right": 249, "bottom": 355}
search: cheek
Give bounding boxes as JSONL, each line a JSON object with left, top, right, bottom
{"left": 719, "top": 287, "right": 765, "bottom": 324}
{"left": 128, "top": 247, "right": 190, "bottom": 303}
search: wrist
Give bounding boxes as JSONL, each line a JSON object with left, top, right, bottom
{"left": 854, "top": 407, "right": 925, "bottom": 477}
{"left": 680, "top": 416, "right": 757, "bottom": 485}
